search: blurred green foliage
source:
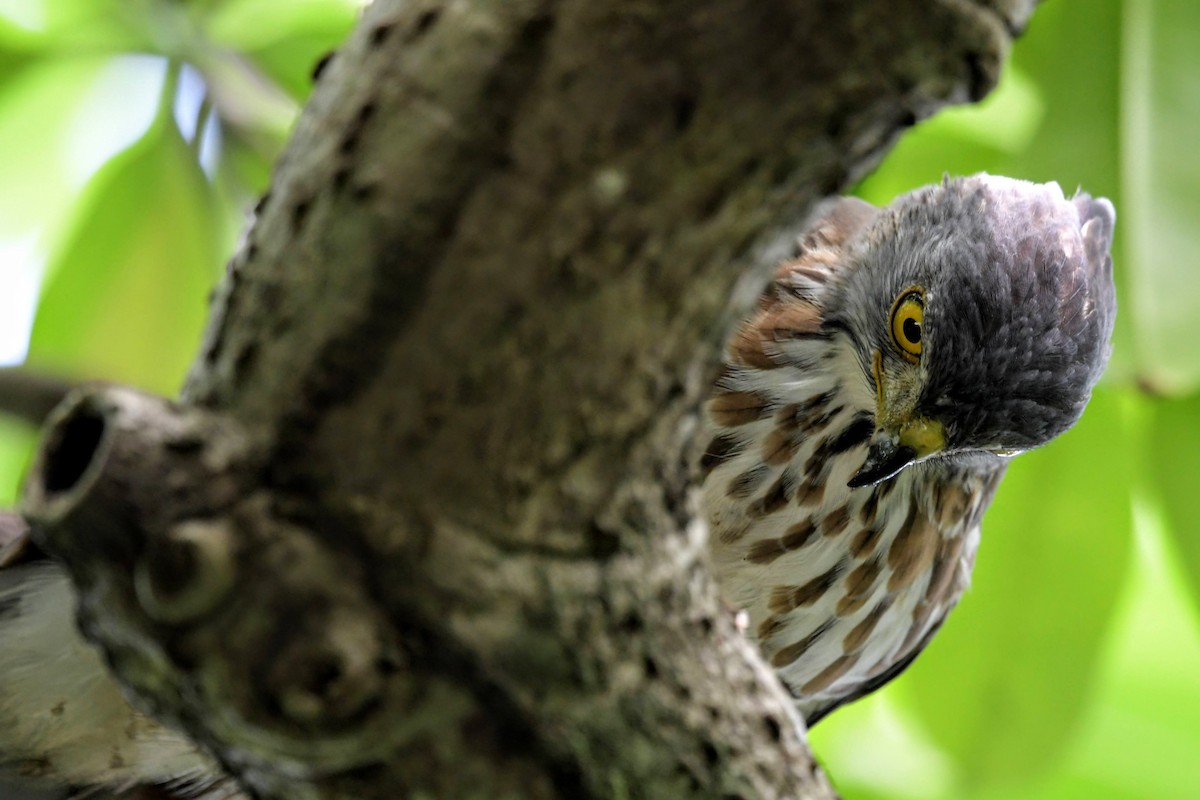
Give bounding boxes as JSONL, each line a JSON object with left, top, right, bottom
{"left": 0, "top": 1, "right": 1196, "bottom": 798}
{"left": 28, "top": 88, "right": 222, "bottom": 388}
{"left": 0, "top": 0, "right": 357, "bottom": 492}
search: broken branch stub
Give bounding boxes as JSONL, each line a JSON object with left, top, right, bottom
{"left": 20, "top": 387, "right": 441, "bottom": 797}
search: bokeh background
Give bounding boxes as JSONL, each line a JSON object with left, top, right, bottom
{"left": 0, "top": 1, "right": 1196, "bottom": 799}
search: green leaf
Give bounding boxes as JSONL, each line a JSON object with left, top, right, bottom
{"left": 204, "top": 0, "right": 357, "bottom": 99}
{"left": 0, "top": 14, "right": 45, "bottom": 86}
{"left": 0, "top": 417, "right": 36, "bottom": 506}
{"left": 26, "top": 115, "right": 222, "bottom": 394}
{"left": 1121, "top": 0, "right": 1200, "bottom": 394}
{"left": 972, "top": 528, "right": 1200, "bottom": 800}
{"left": 931, "top": 66, "right": 1044, "bottom": 155}
{"left": 896, "top": 388, "right": 1134, "bottom": 793}
{"left": 0, "top": 0, "right": 150, "bottom": 52}
{"left": 999, "top": 0, "right": 1130, "bottom": 386}
{"left": 1148, "top": 392, "right": 1200, "bottom": 614}
{"left": 810, "top": 697, "right": 956, "bottom": 800}
{"left": 999, "top": 0, "right": 1121, "bottom": 191}
{"left": 0, "top": 55, "right": 112, "bottom": 237}
{"left": 1066, "top": 535, "right": 1200, "bottom": 800}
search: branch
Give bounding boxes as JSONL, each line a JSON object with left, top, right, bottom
{"left": 0, "top": 367, "right": 77, "bottom": 427}
{"left": 25, "top": 0, "right": 1035, "bottom": 797}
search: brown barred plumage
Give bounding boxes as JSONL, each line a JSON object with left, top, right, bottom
{"left": 703, "top": 176, "right": 1115, "bottom": 724}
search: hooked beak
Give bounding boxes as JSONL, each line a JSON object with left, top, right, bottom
{"left": 848, "top": 351, "right": 946, "bottom": 488}
{"left": 848, "top": 432, "right": 917, "bottom": 488}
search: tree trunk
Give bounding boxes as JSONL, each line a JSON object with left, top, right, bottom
{"left": 21, "top": 0, "right": 1035, "bottom": 797}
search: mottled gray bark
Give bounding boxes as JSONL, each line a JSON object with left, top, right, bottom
{"left": 21, "top": 0, "right": 1035, "bottom": 797}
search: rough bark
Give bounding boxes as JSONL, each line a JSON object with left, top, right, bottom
{"left": 20, "top": 0, "right": 1035, "bottom": 797}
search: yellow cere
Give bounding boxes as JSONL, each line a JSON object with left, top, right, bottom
{"left": 898, "top": 416, "right": 947, "bottom": 459}
{"left": 889, "top": 288, "right": 924, "bottom": 361}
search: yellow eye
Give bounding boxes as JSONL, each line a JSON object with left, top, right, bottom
{"left": 890, "top": 289, "right": 924, "bottom": 361}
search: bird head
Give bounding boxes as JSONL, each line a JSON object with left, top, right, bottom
{"left": 832, "top": 175, "right": 1117, "bottom": 487}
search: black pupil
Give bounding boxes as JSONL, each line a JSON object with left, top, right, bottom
{"left": 902, "top": 316, "right": 921, "bottom": 344}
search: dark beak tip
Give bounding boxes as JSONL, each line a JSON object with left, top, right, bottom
{"left": 846, "top": 472, "right": 872, "bottom": 489}
{"left": 848, "top": 444, "right": 918, "bottom": 489}
{"left": 846, "top": 472, "right": 881, "bottom": 490}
